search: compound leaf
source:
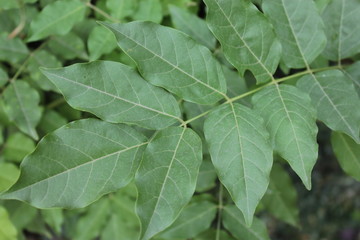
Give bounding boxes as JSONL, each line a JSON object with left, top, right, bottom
{"left": 3, "top": 81, "right": 42, "bottom": 140}
{"left": 0, "top": 119, "right": 148, "bottom": 208}
{"left": 136, "top": 127, "right": 202, "bottom": 240}
{"left": 331, "top": 131, "right": 360, "bottom": 181}
{"left": 297, "top": 70, "right": 360, "bottom": 143}
{"left": 204, "top": 103, "right": 272, "bottom": 226}
{"left": 252, "top": 84, "right": 318, "bottom": 189}
{"left": 102, "top": 21, "right": 227, "bottom": 105}
{"left": 204, "top": 0, "right": 281, "bottom": 84}
{"left": 41, "top": 61, "right": 181, "bottom": 130}
{"left": 223, "top": 205, "right": 270, "bottom": 240}
{"left": 263, "top": 0, "right": 327, "bottom": 68}
{"left": 322, "top": 0, "right": 360, "bottom": 61}
{"left": 158, "top": 201, "right": 217, "bottom": 239}
{"left": 28, "top": 0, "right": 86, "bottom": 42}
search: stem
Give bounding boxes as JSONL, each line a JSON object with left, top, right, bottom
{"left": 180, "top": 65, "right": 344, "bottom": 126}
{"left": 8, "top": 0, "right": 26, "bottom": 39}
{"left": 46, "top": 98, "right": 66, "bottom": 109}
{"left": 85, "top": 2, "right": 118, "bottom": 22}
{"left": 216, "top": 184, "right": 224, "bottom": 240}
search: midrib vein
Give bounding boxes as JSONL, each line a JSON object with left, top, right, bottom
{"left": 45, "top": 72, "right": 180, "bottom": 120}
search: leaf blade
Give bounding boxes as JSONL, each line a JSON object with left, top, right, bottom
{"left": 102, "top": 21, "right": 227, "bottom": 104}
{"left": 41, "top": 61, "right": 181, "bottom": 130}
{"left": 1, "top": 119, "right": 148, "bottom": 208}
{"left": 204, "top": 103, "right": 272, "bottom": 225}
{"left": 135, "top": 127, "right": 202, "bottom": 240}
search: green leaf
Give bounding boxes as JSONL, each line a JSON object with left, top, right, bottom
{"left": 322, "top": 0, "right": 360, "bottom": 61}
{"left": 204, "top": 0, "right": 281, "bottom": 84}
{"left": 297, "top": 70, "right": 360, "bottom": 143}
{"left": 194, "top": 229, "right": 235, "bottom": 240}
{"left": 3, "top": 201, "right": 37, "bottom": 230}
{"left": 331, "top": 132, "right": 360, "bottom": 181}
{"left": 133, "top": 0, "right": 163, "bottom": 23}
{"left": 262, "top": 164, "right": 299, "bottom": 227}
{"left": 88, "top": 26, "right": 117, "bottom": 61}
{"left": 73, "top": 198, "right": 110, "bottom": 240}
{"left": 27, "top": 50, "right": 61, "bottom": 92}
{"left": 135, "top": 127, "right": 202, "bottom": 240}
{"left": 343, "top": 61, "right": 360, "bottom": 97}
{"left": 38, "top": 110, "right": 67, "bottom": 134}
{"left": 0, "top": 35, "right": 29, "bottom": 63}
{"left": 196, "top": 156, "right": 217, "bottom": 192}
{"left": 204, "top": 103, "right": 272, "bottom": 225}
{"left": 28, "top": 0, "right": 86, "bottom": 42}
{"left": 169, "top": 5, "right": 216, "bottom": 50}
{"left": 0, "top": 67, "right": 8, "bottom": 87}
{"left": 3, "top": 132, "right": 36, "bottom": 163}
{"left": 0, "top": 0, "right": 37, "bottom": 9}
{"left": 41, "top": 209, "right": 64, "bottom": 235}
{"left": 0, "top": 163, "right": 20, "bottom": 192}
{"left": 222, "top": 65, "right": 248, "bottom": 99}
{"left": 1, "top": 119, "right": 148, "bottom": 208}
{"left": 157, "top": 201, "right": 217, "bottom": 239}
{"left": 3, "top": 81, "right": 42, "bottom": 140}
{"left": 263, "top": 0, "right": 327, "bottom": 68}
{"left": 48, "top": 32, "right": 88, "bottom": 60}
{"left": 223, "top": 205, "right": 270, "bottom": 240}
{"left": 252, "top": 84, "right": 318, "bottom": 189}
{"left": 41, "top": 61, "right": 181, "bottom": 130}
{"left": 0, "top": 206, "right": 17, "bottom": 240}
{"left": 102, "top": 21, "right": 227, "bottom": 105}
{"left": 105, "top": 0, "right": 137, "bottom": 20}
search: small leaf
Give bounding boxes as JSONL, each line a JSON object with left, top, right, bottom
{"left": 252, "top": 84, "right": 318, "bottom": 189}
{"left": 133, "top": 0, "right": 163, "bottom": 23}
{"left": 223, "top": 205, "right": 270, "bottom": 240}
{"left": 262, "top": 164, "right": 299, "bottom": 227}
{"left": 204, "top": 103, "right": 272, "bottom": 226}
{"left": 41, "top": 61, "right": 181, "bottom": 130}
{"left": 48, "top": 32, "right": 88, "bottom": 60}
{"left": 88, "top": 26, "right": 117, "bottom": 61}
{"left": 0, "top": 67, "right": 8, "bottom": 87}
{"left": 331, "top": 132, "right": 360, "bottom": 181}
{"left": 102, "top": 21, "right": 227, "bottom": 105}
{"left": 0, "top": 163, "right": 20, "bottom": 193}
{"left": 38, "top": 110, "right": 67, "bottom": 134}
{"left": 297, "top": 70, "right": 360, "bottom": 143}
{"left": 158, "top": 201, "right": 217, "bottom": 239}
{"left": 263, "top": 0, "right": 327, "bottom": 68}
{"left": 196, "top": 157, "right": 217, "bottom": 192}
{"left": 105, "top": 0, "right": 137, "bottom": 19}
{"left": 169, "top": 5, "right": 216, "bottom": 50}
{"left": 136, "top": 127, "right": 202, "bottom": 240}
{"left": 28, "top": 0, "right": 86, "bottom": 42}
{"left": 41, "top": 209, "right": 64, "bottom": 235}
{"left": 3, "top": 132, "right": 36, "bottom": 163}
{"left": 73, "top": 198, "right": 110, "bottom": 240}
{"left": 3, "top": 81, "right": 42, "bottom": 140}
{"left": 1, "top": 119, "right": 148, "bottom": 208}
{"left": 0, "top": 34, "right": 29, "bottom": 63}
{"left": 204, "top": 0, "right": 281, "bottom": 84}
{"left": 343, "top": 61, "right": 360, "bottom": 97}
{"left": 322, "top": 0, "right": 360, "bottom": 61}
{"left": 0, "top": 207, "right": 17, "bottom": 240}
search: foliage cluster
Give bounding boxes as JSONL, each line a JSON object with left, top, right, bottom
{"left": 0, "top": 0, "right": 360, "bottom": 239}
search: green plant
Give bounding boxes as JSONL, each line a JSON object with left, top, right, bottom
{"left": 0, "top": 0, "right": 360, "bottom": 239}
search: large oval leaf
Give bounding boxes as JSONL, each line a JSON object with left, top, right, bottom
{"left": 263, "top": 0, "right": 327, "bottom": 68}
{"left": 322, "top": 0, "right": 360, "bottom": 61}
{"left": 102, "top": 21, "right": 227, "bottom": 105}
{"left": 204, "top": 103, "right": 272, "bottom": 226}
{"left": 331, "top": 132, "right": 360, "bottom": 181}
{"left": 0, "top": 119, "right": 147, "bottom": 208}
{"left": 28, "top": 0, "right": 86, "bottom": 42}
{"left": 252, "top": 84, "right": 318, "bottom": 189}
{"left": 135, "top": 127, "right": 202, "bottom": 240}
{"left": 3, "top": 81, "right": 42, "bottom": 140}
{"left": 204, "top": 0, "right": 281, "bottom": 84}
{"left": 297, "top": 70, "right": 360, "bottom": 143}
{"left": 41, "top": 61, "right": 181, "bottom": 130}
